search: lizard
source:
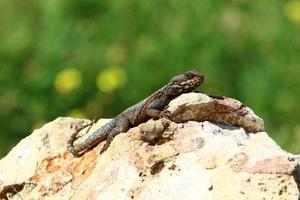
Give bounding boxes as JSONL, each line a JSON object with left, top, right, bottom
{"left": 67, "top": 70, "right": 204, "bottom": 157}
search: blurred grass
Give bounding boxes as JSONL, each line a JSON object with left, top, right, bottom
{"left": 0, "top": 0, "right": 300, "bottom": 157}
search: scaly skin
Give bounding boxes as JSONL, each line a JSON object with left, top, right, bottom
{"left": 67, "top": 71, "right": 204, "bottom": 157}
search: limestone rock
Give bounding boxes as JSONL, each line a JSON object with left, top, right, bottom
{"left": 0, "top": 93, "right": 299, "bottom": 200}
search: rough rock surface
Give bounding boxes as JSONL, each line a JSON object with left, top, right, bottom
{"left": 0, "top": 93, "right": 299, "bottom": 200}
{"left": 163, "top": 92, "right": 264, "bottom": 132}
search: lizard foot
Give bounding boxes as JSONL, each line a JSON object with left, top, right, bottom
{"left": 159, "top": 110, "right": 173, "bottom": 120}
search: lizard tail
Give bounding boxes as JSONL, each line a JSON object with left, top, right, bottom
{"left": 67, "top": 119, "right": 115, "bottom": 157}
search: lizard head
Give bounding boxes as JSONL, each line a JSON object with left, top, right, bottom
{"left": 166, "top": 70, "right": 204, "bottom": 96}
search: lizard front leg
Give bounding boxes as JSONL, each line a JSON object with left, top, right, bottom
{"left": 145, "top": 96, "right": 170, "bottom": 118}
{"left": 100, "top": 115, "right": 131, "bottom": 153}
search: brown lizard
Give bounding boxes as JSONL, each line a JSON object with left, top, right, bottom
{"left": 67, "top": 71, "right": 204, "bottom": 157}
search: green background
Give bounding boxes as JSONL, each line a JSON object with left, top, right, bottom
{"left": 1, "top": 0, "right": 300, "bottom": 157}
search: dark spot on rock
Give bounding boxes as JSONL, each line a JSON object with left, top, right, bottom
{"left": 0, "top": 183, "right": 25, "bottom": 200}
{"left": 279, "top": 186, "right": 287, "bottom": 195}
{"left": 260, "top": 186, "right": 267, "bottom": 192}
{"left": 208, "top": 185, "right": 213, "bottom": 190}
{"left": 138, "top": 172, "right": 143, "bottom": 177}
{"left": 150, "top": 161, "right": 165, "bottom": 175}
{"left": 168, "top": 164, "right": 177, "bottom": 170}
{"left": 288, "top": 157, "right": 296, "bottom": 161}
{"left": 131, "top": 195, "right": 134, "bottom": 199}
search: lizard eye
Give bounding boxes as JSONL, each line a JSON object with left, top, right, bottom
{"left": 185, "top": 71, "right": 197, "bottom": 78}
{"left": 186, "top": 73, "right": 193, "bottom": 78}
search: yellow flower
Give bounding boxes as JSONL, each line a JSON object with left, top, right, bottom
{"left": 68, "top": 109, "right": 86, "bottom": 119}
{"left": 285, "top": 0, "right": 300, "bottom": 24}
{"left": 54, "top": 68, "right": 82, "bottom": 94}
{"left": 96, "top": 67, "right": 126, "bottom": 93}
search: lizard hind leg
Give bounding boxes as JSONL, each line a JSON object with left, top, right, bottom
{"left": 67, "top": 120, "right": 96, "bottom": 157}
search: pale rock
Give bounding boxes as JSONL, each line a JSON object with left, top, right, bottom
{"left": 0, "top": 93, "right": 299, "bottom": 200}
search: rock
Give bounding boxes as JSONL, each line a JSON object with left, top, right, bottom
{"left": 0, "top": 93, "right": 299, "bottom": 200}
{"left": 163, "top": 92, "right": 264, "bottom": 132}
{"left": 140, "top": 119, "right": 173, "bottom": 145}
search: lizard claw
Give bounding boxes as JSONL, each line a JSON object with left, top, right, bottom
{"left": 100, "top": 142, "right": 110, "bottom": 153}
{"left": 159, "top": 110, "right": 173, "bottom": 120}
{"left": 69, "top": 147, "right": 80, "bottom": 157}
